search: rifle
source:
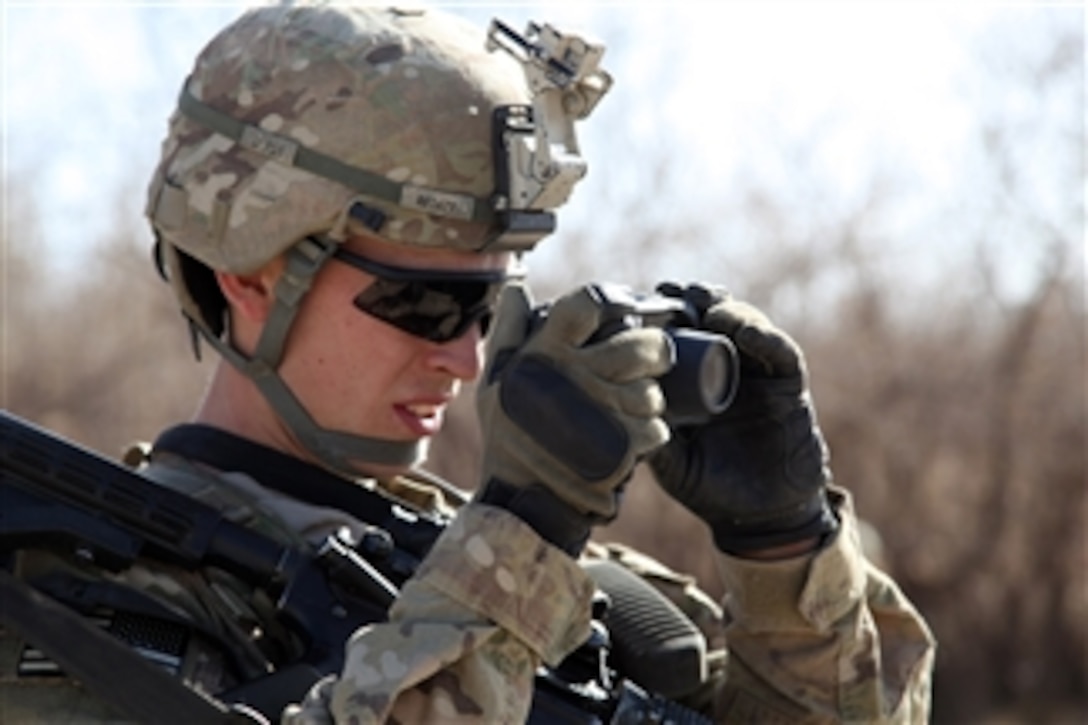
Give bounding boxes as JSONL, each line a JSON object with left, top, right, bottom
{"left": 0, "top": 410, "right": 710, "bottom": 724}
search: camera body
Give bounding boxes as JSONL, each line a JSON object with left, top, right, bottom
{"left": 586, "top": 284, "right": 740, "bottom": 427}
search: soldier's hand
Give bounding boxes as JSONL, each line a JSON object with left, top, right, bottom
{"left": 475, "top": 282, "right": 672, "bottom": 555}
{"left": 648, "top": 282, "right": 838, "bottom": 556}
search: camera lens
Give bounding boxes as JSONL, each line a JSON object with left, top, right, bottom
{"left": 659, "top": 329, "right": 740, "bottom": 426}
{"left": 700, "top": 342, "right": 729, "bottom": 409}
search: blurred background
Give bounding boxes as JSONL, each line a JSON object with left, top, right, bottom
{"left": 2, "top": 2, "right": 1084, "bottom": 722}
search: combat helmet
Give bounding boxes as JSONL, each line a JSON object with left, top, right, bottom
{"left": 146, "top": 2, "right": 611, "bottom": 474}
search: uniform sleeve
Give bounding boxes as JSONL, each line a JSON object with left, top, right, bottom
{"left": 713, "top": 486, "right": 936, "bottom": 723}
{"left": 281, "top": 503, "right": 595, "bottom": 724}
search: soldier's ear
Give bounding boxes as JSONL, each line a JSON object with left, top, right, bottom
{"left": 215, "top": 256, "right": 285, "bottom": 324}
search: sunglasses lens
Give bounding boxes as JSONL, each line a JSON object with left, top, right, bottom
{"left": 353, "top": 278, "right": 499, "bottom": 342}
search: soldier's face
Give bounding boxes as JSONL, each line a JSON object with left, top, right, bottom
{"left": 276, "top": 233, "right": 510, "bottom": 472}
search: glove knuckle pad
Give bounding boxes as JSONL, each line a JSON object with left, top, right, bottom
{"left": 499, "top": 355, "right": 629, "bottom": 482}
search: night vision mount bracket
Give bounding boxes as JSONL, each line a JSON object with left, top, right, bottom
{"left": 486, "top": 19, "right": 614, "bottom": 247}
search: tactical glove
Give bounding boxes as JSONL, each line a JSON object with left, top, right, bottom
{"left": 475, "top": 282, "right": 672, "bottom": 555}
{"left": 648, "top": 283, "right": 838, "bottom": 555}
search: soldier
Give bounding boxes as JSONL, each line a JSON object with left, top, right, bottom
{"left": 1, "top": 2, "right": 934, "bottom": 723}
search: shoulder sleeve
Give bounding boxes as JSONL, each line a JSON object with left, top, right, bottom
{"left": 712, "top": 486, "right": 936, "bottom": 723}
{"left": 282, "top": 503, "right": 594, "bottom": 724}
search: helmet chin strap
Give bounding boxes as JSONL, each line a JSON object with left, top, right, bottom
{"left": 199, "top": 236, "right": 424, "bottom": 475}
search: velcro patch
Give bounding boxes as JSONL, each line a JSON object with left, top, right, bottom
{"left": 400, "top": 185, "right": 475, "bottom": 220}
{"left": 240, "top": 126, "right": 299, "bottom": 165}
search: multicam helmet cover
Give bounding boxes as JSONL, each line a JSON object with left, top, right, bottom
{"left": 148, "top": 3, "right": 530, "bottom": 276}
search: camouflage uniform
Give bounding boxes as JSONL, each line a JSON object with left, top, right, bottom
{"left": 1, "top": 427, "right": 933, "bottom": 724}
{"left": 161, "top": 432, "right": 932, "bottom": 724}
{"left": 283, "top": 485, "right": 934, "bottom": 724}
{"left": 1, "top": 433, "right": 584, "bottom": 724}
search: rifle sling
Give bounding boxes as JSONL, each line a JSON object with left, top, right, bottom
{"left": 0, "top": 567, "right": 256, "bottom": 725}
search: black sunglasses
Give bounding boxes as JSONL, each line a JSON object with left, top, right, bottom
{"left": 330, "top": 245, "right": 514, "bottom": 343}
